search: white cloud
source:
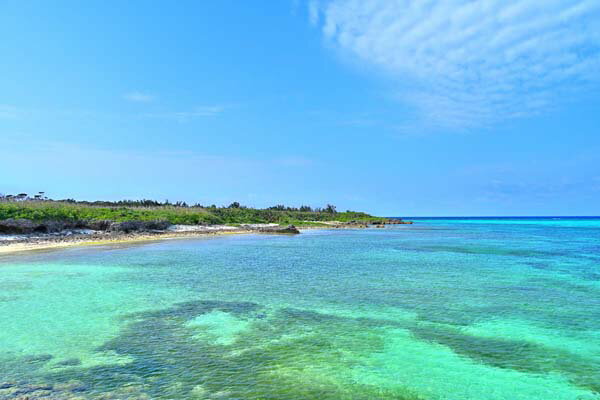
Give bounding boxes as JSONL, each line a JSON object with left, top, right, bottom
{"left": 144, "top": 106, "right": 225, "bottom": 122}
{"left": 312, "top": 0, "right": 600, "bottom": 130}
{"left": 124, "top": 91, "right": 156, "bottom": 103}
{"left": 0, "top": 105, "right": 19, "bottom": 119}
{"left": 275, "top": 156, "right": 314, "bottom": 167}
{"left": 308, "top": 0, "right": 321, "bottom": 25}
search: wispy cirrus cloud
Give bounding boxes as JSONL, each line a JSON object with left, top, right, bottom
{"left": 0, "top": 105, "right": 20, "bottom": 119}
{"left": 144, "top": 106, "right": 225, "bottom": 122}
{"left": 0, "top": 102, "right": 224, "bottom": 124}
{"left": 311, "top": 0, "right": 600, "bottom": 130}
{"left": 275, "top": 156, "right": 315, "bottom": 167}
{"left": 124, "top": 91, "right": 157, "bottom": 103}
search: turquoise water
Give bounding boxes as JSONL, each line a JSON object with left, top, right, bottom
{"left": 1, "top": 218, "right": 599, "bottom": 399}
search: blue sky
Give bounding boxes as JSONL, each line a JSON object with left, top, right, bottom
{"left": 1, "top": 0, "right": 599, "bottom": 216}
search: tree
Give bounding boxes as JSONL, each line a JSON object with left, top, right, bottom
{"left": 325, "top": 204, "right": 337, "bottom": 214}
{"left": 229, "top": 202, "right": 240, "bottom": 209}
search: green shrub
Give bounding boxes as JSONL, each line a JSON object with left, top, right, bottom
{"left": 0, "top": 201, "right": 385, "bottom": 226}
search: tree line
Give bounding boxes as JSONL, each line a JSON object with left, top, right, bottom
{"left": 0, "top": 192, "right": 339, "bottom": 213}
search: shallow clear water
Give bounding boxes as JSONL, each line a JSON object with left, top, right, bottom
{"left": 1, "top": 218, "right": 599, "bottom": 399}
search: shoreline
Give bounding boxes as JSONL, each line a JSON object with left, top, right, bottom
{"left": 0, "top": 224, "right": 374, "bottom": 255}
{"left": 0, "top": 229, "right": 256, "bottom": 255}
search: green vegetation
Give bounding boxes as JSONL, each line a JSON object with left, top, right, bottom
{"left": 0, "top": 200, "right": 386, "bottom": 226}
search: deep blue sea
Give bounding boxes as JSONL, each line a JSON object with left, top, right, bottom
{"left": 1, "top": 217, "right": 599, "bottom": 399}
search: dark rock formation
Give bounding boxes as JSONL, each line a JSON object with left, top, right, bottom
{"left": 256, "top": 224, "right": 300, "bottom": 234}
{"left": 108, "top": 220, "right": 170, "bottom": 233}
{"left": 0, "top": 218, "right": 38, "bottom": 234}
{"left": 0, "top": 218, "right": 172, "bottom": 235}
{"left": 0, "top": 219, "right": 90, "bottom": 234}
{"left": 372, "top": 219, "right": 414, "bottom": 225}
{"left": 36, "top": 220, "right": 68, "bottom": 233}
{"left": 86, "top": 219, "right": 112, "bottom": 231}
{"left": 108, "top": 220, "right": 145, "bottom": 233}
{"left": 386, "top": 219, "right": 413, "bottom": 224}
{"left": 331, "top": 221, "right": 369, "bottom": 228}
{"left": 143, "top": 219, "right": 171, "bottom": 231}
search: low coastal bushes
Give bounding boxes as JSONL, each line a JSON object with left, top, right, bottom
{"left": 0, "top": 201, "right": 387, "bottom": 233}
{"left": 0, "top": 202, "right": 220, "bottom": 225}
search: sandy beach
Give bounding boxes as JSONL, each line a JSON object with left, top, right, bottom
{"left": 0, "top": 223, "right": 374, "bottom": 255}
{"left": 0, "top": 228, "right": 253, "bottom": 255}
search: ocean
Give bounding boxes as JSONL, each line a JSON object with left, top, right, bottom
{"left": 1, "top": 218, "right": 599, "bottom": 399}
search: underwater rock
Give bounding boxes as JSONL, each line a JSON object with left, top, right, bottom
{"left": 189, "top": 384, "right": 209, "bottom": 399}
{"left": 53, "top": 380, "right": 88, "bottom": 393}
{"left": 211, "top": 390, "right": 233, "bottom": 398}
{"left": 55, "top": 358, "right": 82, "bottom": 367}
{"left": 93, "top": 384, "right": 150, "bottom": 400}
{"left": 22, "top": 354, "right": 53, "bottom": 365}
{"left": 5, "top": 383, "right": 54, "bottom": 398}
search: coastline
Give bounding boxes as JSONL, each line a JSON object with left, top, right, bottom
{"left": 0, "top": 229, "right": 252, "bottom": 255}
{"left": 0, "top": 200, "right": 408, "bottom": 256}
{"left": 0, "top": 223, "right": 377, "bottom": 255}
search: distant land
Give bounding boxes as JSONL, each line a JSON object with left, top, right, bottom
{"left": 0, "top": 192, "right": 412, "bottom": 253}
{"left": 0, "top": 192, "right": 394, "bottom": 228}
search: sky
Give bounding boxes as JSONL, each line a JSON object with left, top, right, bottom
{"left": 1, "top": 0, "right": 599, "bottom": 216}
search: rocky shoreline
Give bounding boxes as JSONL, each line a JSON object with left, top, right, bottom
{"left": 0, "top": 219, "right": 413, "bottom": 254}
{"left": 0, "top": 225, "right": 301, "bottom": 255}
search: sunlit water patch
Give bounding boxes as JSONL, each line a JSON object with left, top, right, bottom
{"left": 1, "top": 218, "right": 599, "bottom": 399}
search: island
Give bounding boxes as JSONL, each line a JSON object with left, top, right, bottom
{"left": 0, "top": 193, "right": 412, "bottom": 253}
